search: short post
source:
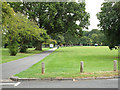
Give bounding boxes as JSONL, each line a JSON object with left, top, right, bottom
{"left": 113, "top": 60, "right": 117, "bottom": 71}
{"left": 42, "top": 62, "right": 45, "bottom": 74}
{"left": 80, "top": 61, "right": 84, "bottom": 73}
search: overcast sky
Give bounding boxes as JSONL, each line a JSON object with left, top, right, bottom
{"left": 85, "top": 0, "right": 105, "bottom": 31}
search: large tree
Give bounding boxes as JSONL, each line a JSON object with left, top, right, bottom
{"left": 2, "top": 2, "right": 50, "bottom": 55}
{"left": 97, "top": 1, "right": 120, "bottom": 49}
{"left": 2, "top": 2, "right": 19, "bottom": 55}
{"left": 9, "top": 2, "right": 90, "bottom": 48}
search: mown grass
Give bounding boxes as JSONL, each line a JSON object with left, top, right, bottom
{"left": 15, "top": 46, "right": 119, "bottom": 78}
{"left": 1, "top": 48, "right": 50, "bottom": 64}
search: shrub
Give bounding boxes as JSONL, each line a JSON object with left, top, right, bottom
{"left": 20, "top": 45, "right": 28, "bottom": 53}
{"left": 8, "top": 40, "right": 19, "bottom": 56}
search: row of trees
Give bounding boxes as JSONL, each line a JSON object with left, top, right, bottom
{"left": 8, "top": 2, "right": 89, "bottom": 45}
{"left": 1, "top": 1, "right": 119, "bottom": 57}
{"left": 79, "top": 29, "right": 107, "bottom": 46}
{"left": 51, "top": 1, "right": 120, "bottom": 48}
{"left": 2, "top": 1, "right": 90, "bottom": 55}
{"left": 51, "top": 32, "right": 81, "bottom": 45}
{"left": 49, "top": 29, "right": 108, "bottom": 46}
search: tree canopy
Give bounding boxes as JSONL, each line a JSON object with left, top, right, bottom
{"left": 9, "top": 2, "right": 90, "bottom": 37}
{"left": 97, "top": 1, "right": 120, "bottom": 49}
{"left": 2, "top": 1, "right": 91, "bottom": 55}
{"left": 2, "top": 2, "right": 50, "bottom": 55}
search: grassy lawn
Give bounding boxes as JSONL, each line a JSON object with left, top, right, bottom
{"left": 15, "top": 46, "right": 119, "bottom": 78}
{"left": 1, "top": 48, "right": 50, "bottom": 64}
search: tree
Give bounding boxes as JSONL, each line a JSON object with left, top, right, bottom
{"left": 2, "top": 2, "right": 50, "bottom": 55}
{"left": 97, "top": 1, "right": 120, "bottom": 49}
{"left": 63, "top": 32, "right": 80, "bottom": 45}
{"left": 9, "top": 13, "right": 50, "bottom": 52}
{"left": 2, "top": 2, "right": 15, "bottom": 25}
{"left": 2, "top": 2, "right": 19, "bottom": 55}
{"left": 33, "top": 29, "right": 50, "bottom": 50}
{"left": 98, "top": 32, "right": 108, "bottom": 46}
{"left": 81, "top": 29, "right": 107, "bottom": 46}
{"left": 51, "top": 34, "right": 65, "bottom": 45}
{"left": 9, "top": 2, "right": 90, "bottom": 48}
{"left": 90, "top": 33, "right": 98, "bottom": 44}
{"left": 79, "top": 36, "right": 91, "bottom": 46}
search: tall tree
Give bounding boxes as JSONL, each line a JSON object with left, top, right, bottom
{"left": 97, "top": 1, "right": 120, "bottom": 49}
{"left": 2, "top": 2, "right": 50, "bottom": 55}
{"left": 9, "top": 2, "right": 90, "bottom": 49}
{"left": 2, "top": 2, "right": 19, "bottom": 55}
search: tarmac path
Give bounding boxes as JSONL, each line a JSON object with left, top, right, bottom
{"left": 1, "top": 48, "right": 57, "bottom": 80}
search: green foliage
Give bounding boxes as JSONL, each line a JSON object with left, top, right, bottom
{"left": 9, "top": 2, "right": 90, "bottom": 37}
{"left": 2, "top": 3, "right": 19, "bottom": 55}
{"left": 2, "top": 2, "right": 50, "bottom": 54}
{"left": 97, "top": 2, "right": 120, "bottom": 49}
{"left": 13, "top": 13, "right": 50, "bottom": 52}
{"left": 32, "top": 28, "right": 50, "bottom": 50}
{"left": 79, "top": 36, "right": 91, "bottom": 45}
{"left": 8, "top": 40, "right": 18, "bottom": 56}
{"left": 14, "top": 13, "right": 38, "bottom": 52}
{"left": 2, "top": 2, "right": 15, "bottom": 25}
{"left": 7, "top": 2, "right": 90, "bottom": 47}
{"left": 80, "top": 29, "right": 107, "bottom": 46}
{"left": 64, "top": 32, "right": 80, "bottom": 45}
{"left": 49, "top": 39, "right": 57, "bottom": 44}
{"left": 51, "top": 29, "right": 106, "bottom": 46}
{"left": 51, "top": 34, "right": 65, "bottom": 44}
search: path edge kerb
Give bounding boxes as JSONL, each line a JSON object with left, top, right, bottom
{"left": 9, "top": 76, "right": 120, "bottom": 81}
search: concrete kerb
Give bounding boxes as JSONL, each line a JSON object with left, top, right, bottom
{"left": 9, "top": 76, "right": 120, "bottom": 81}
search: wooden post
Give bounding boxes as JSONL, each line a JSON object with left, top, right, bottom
{"left": 113, "top": 60, "right": 117, "bottom": 71}
{"left": 42, "top": 62, "right": 45, "bottom": 74}
{"left": 80, "top": 61, "right": 84, "bottom": 73}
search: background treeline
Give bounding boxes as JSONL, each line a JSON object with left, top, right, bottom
{"left": 52, "top": 29, "right": 108, "bottom": 46}
{"left": 79, "top": 29, "right": 108, "bottom": 46}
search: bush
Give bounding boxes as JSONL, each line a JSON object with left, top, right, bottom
{"left": 8, "top": 40, "right": 19, "bottom": 56}
{"left": 20, "top": 45, "right": 28, "bottom": 53}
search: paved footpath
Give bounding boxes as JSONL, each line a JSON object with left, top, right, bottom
{"left": 1, "top": 48, "right": 57, "bottom": 80}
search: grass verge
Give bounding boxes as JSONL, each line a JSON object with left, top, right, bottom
{"left": 1, "top": 48, "right": 50, "bottom": 64}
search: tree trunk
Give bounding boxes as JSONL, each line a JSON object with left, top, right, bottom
{"left": 35, "top": 42, "right": 42, "bottom": 51}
